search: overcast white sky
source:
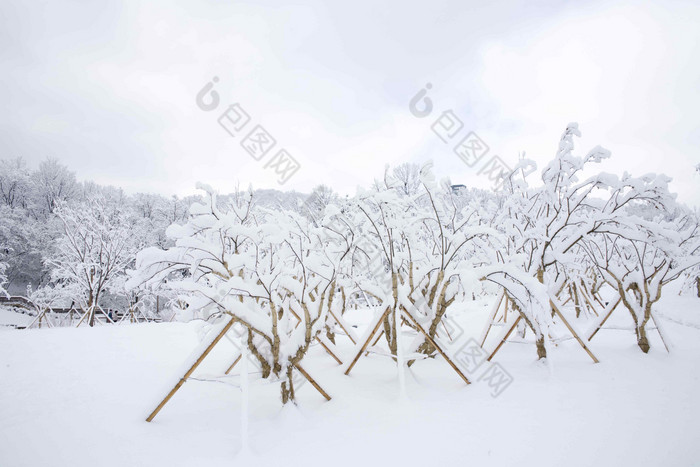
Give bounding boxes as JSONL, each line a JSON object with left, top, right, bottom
{"left": 1, "top": 0, "right": 699, "bottom": 204}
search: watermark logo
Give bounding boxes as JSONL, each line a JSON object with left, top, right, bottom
{"left": 440, "top": 313, "right": 465, "bottom": 344}
{"left": 218, "top": 104, "right": 251, "bottom": 137}
{"left": 196, "top": 76, "right": 301, "bottom": 185}
{"left": 477, "top": 156, "right": 512, "bottom": 191}
{"left": 291, "top": 367, "right": 307, "bottom": 392}
{"left": 453, "top": 338, "right": 514, "bottom": 397}
{"left": 453, "top": 338, "right": 489, "bottom": 374}
{"left": 408, "top": 84, "right": 513, "bottom": 191}
{"left": 454, "top": 132, "right": 489, "bottom": 168}
{"left": 408, "top": 83, "right": 434, "bottom": 118}
{"left": 241, "top": 125, "right": 276, "bottom": 161}
{"left": 264, "top": 149, "right": 301, "bottom": 185}
{"left": 406, "top": 294, "right": 513, "bottom": 397}
{"left": 431, "top": 110, "right": 464, "bottom": 143}
{"left": 477, "top": 363, "right": 513, "bottom": 398}
{"left": 196, "top": 76, "right": 220, "bottom": 111}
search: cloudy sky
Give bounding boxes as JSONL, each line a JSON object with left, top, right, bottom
{"left": 1, "top": 0, "right": 699, "bottom": 204}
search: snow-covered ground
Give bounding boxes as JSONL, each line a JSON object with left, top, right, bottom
{"left": 1, "top": 293, "right": 699, "bottom": 467}
{"left": 0, "top": 307, "right": 33, "bottom": 329}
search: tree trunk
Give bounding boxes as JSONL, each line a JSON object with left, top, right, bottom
{"left": 383, "top": 308, "right": 397, "bottom": 356}
{"left": 696, "top": 277, "right": 700, "bottom": 298}
{"left": 340, "top": 286, "right": 347, "bottom": 315}
{"left": 510, "top": 296, "right": 546, "bottom": 360}
{"left": 382, "top": 273, "right": 399, "bottom": 356}
{"left": 280, "top": 366, "right": 295, "bottom": 404}
{"left": 535, "top": 335, "right": 547, "bottom": 359}
{"left": 87, "top": 290, "right": 95, "bottom": 327}
{"left": 635, "top": 302, "right": 654, "bottom": 354}
{"left": 325, "top": 325, "right": 336, "bottom": 344}
{"left": 636, "top": 325, "right": 650, "bottom": 353}
{"left": 414, "top": 271, "right": 454, "bottom": 358}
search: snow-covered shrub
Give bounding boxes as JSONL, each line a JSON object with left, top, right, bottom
{"left": 583, "top": 209, "right": 700, "bottom": 351}
{"left": 130, "top": 185, "right": 350, "bottom": 403}
{"left": 487, "top": 123, "right": 677, "bottom": 358}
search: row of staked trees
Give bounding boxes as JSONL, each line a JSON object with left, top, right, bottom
{"left": 128, "top": 124, "right": 700, "bottom": 403}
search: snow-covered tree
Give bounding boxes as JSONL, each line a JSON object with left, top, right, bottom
{"left": 32, "top": 158, "right": 77, "bottom": 216}
{"left": 0, "top": 205, "right": 50, "bottom": 292}
{"left": 0, "top": 157, "right": 33, "bottom": 210}
{"left": 488, "top": 123, "right": 676, "bottom": 358}
{"left": 583, "top": 210, "right": 700, "bottom": 351}
{"left": 301, "top": 184, "right": 337, "bottom": 225}
{"left": 392, "top": 163, "right": 421, "bottom": 196}
{"left": 46, "top": 198, "right": 134, "bottom": 326}
{"left": 0, "top": 256, "right": 7, "bottom": 298}
{"left": 404, "top": 165, "right": 492, "bottom": 357}
{"left": 130, "top": 185, "right": 349, "bottom": 403}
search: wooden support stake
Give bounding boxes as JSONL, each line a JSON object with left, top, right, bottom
{"left": 587, "top": 297, "right": 621, "bottom": 341}
{"left": 579, "top": 288, "right": 600, "bottom": 317}
{"left": 551, "top": 300, "right": 599, "bottom": 363}
{"left": 26, "top": 308, "right": 46, "bottom": 330}
{"left": 365, "top": 330, "right": 385, "bottom": 357}
{"left": 345, "top": 307, "right": 391, "bottom": 375}
{"left": 440, "top": 319, "right": 453, "bottom": 342}
{"left": 328, "top": 309, "right": 357, "bottom": 345}
{"left": 401, "top": 311, "right": 471, "bottom": 385}
{"left": 96, "top": 305, "right": 115, "bottom": 324}
{"left": 315, "top": 336, "right": 343, "bottom": 365}
{"left": 487, "top": 315, "right": 521, "bottom": 362}
{"left": 593, "top": 293, "right": 605, "bottom": 308}
{"left": 146, "top": 318, "right": 235, "bottom": 422}
{"left": 288, "top": 306, "right": 343, "bottom": 365}
{"left": 649, "top": 312, "right": 671, "bottom": 353}
{"left": 371, "top": 329, "right": 385, "bottom": 347}
{"left": 224, "top": 354, "right": 242, "bottom": 375}
{"left": 479, "top": 290, "right": 505, "bottom": 347}
{"left": 75, "top": 309, "right": 90, "bottom": 328}
{"left": 294, "top": 363, "right": 331, "bottom": 401}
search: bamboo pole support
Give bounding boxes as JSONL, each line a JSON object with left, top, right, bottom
{"left": 97, "top": 305, "right": 115, "bottom": 324}
{"left": 550, "top": 300, "right": 599, "bottom": 363}
{"left": 224, "top": 354, "right": 242, "bottom": 375}
{"left": 401, "top": 310, "right": 471, "bottom": 385}
{"left": 75, "top": 309, "right": 90, "bottom": 328}
{"left": 315, "top": 336, "right": 343, "bottom": 365}
{"left": 294, "top": 364, "right": 331, "bottom": 401}
{"left": 328, "top": 308, "right": 357, "bottom": 345}
{"left": 649, "top": 312, "right": 671, "bottom": 353}
{"left": 578, "top": 288, "right": 600, "bottom": 317}
{"left": 365, "top": 330, "right": 385, "bottom": 357}
{"left": 487, "top": 315, "right": 521, "bottom": 362}
{"left": 440, "top": 319, "right": 453, "bottom": 342}
{"left": 371, "top": 329, "right": 385, "bottom": 347}
{"left": 146, "top": 318, "right": 235, "bottom": 422}
{"left": 288, "top": 306, "right": 343, "bottom": 365}
{"left": 480, "top": 290, "right": 505, "bottom": 347}
{"left": 345, "top": 307, "right": 391, "bottom": 375}
{"left": 26, "top": 308, "right": 47, "bottom": 330}
{"left": 587, "top": 297, "right": 621, "bottom": 341}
